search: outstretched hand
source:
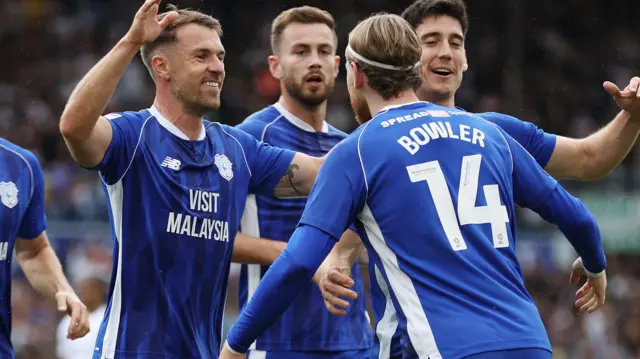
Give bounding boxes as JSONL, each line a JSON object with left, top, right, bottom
{"left": 124, "top": 0, "right": 179, "bottom": 46}
{"left": 570, "top": 257, "right": 607, "bottom": 313}
{"left": 603, "top": 76, "right": 640, "bottom": 114}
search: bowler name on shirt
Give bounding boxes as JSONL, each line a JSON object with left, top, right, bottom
{"left": 397, "top": 120, "right": 486, "bottom": 155}
{"left": 165, "top": 189, "right": 229, "bottom": 242}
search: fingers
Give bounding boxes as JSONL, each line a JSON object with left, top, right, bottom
{"left": 569, "top": 270, "right": 581, "bottom": 285}
{"left": 575, "top": 287, "right": 594, "bottom": 310}
{"left": 576, "top": 281, "right": 591, "bottom": 297}
{"left": 328, "top": 269, "right": 355, "bottom": 288}
{"left": 580, "top": 295, "right": 598, "bottom": 313}
{"left": 56, "top": 293, "right": 68, "bottom": 312}
{"left": 159, "top": 11, "right": 179, "bottom": 28}
{"left": 324, "top": 300, "right": 347, "bottom": 317}
{"left": 322, "top": 279, "right": 357, "bottom": 302}
{"left": 66, "top": 302, "right": 86, "bottom": 339}
{"left": 616, "top": 77, "right": 640, "bottom": 98}
{"left": 570, "top": 257, "right": 585, "bottom": 285}
{"left": 603, "top": 81, "right": 622, "bottom": 97}
{"left": 140, "top": 0, "right": 161, "bottom": 13}
{"left": 630, "top": 76, "right": 640, "bottom": 94}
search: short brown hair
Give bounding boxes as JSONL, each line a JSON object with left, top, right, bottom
{"left": 347, "top": 13, "right": 422, "bottom": 100}
{"left": 140, "top": 4, "right": 223, "bottom": 78}
{"left": 270, "top": 6, "right": 337, "bottom": 55}
{"left": 401, "top": 0, "right": 468, "bottom": 36}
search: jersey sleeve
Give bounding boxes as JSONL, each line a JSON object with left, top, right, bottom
{"left": 501, "top": 128, "right": 606, "bottom": 274}
{"left": 226, "top": 126, "right": 296, "bottom": 196}
{"left": 18, "top": 150, "right": 47, "bottom": 240}
{"left": 298, "top": 137, "right": 368, "bottom": 239}
{"left": 499, "top": 128, "right": 558, "bottom": 209}
{"left": 479, "top": 112, "right": 556, "bottom": 167}
{"left": 92, "top": 112, "right": 146, "bottom": 185}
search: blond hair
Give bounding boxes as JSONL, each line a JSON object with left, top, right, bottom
{"left": 140, "top": 4, "right": 222, "bottom": 78}
{"left": 347, "top": 13, "right": 422, "bottom": 100}
{"left": 270, "top": 6, "right": 337, "bottom": 54}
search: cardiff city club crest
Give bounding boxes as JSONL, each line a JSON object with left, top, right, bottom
{"left": 214, "top": 154, "right": 233, "bottom": 181}
{"left": 0, "top": 181, "right": 18, "bottom": 209}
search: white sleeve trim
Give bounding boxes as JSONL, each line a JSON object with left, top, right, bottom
{"left": 224, "top": 340, "right": 244, "bottom": 355}
{"left": 585, "top": 267, "right": 606, "bottom": 278}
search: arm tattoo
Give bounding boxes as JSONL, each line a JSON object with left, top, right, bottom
{"left": 275, "top": 163, "right": 307, "bottom": 197}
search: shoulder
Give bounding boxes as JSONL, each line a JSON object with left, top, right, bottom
{"left": 474, "top": 111, "right": 530, "bottom": 130}
{"left": 104, "top": 108, "right": 153, "bottom": 124}
{"left": 0, "top": 139, "right": 42, "bottom": 175}
{"left": 206, "top": 122, "right": 261, "bottom": 152}
{"left": 236, "top": 106, "right": 283, "bottom": 140}
{"left": 103, "top": 109, "right": 154, "bottom": 137}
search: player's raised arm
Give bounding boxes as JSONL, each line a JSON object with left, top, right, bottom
{"left": 59, "top": 0, "right": 177, "bottom": 168}
{"left": 543, "top": 77, "right": 640, "bottom": 181}
{"left": 503, "top": 129, "right": 608, "bottom": 313}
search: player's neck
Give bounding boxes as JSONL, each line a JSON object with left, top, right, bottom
{"left": 367, "top": 90, "right": 421, "bottom": 117}
{"left": 417, "top": 89, "right": 456, "bottom": 108}
{"left": 152, "top": 97, "right": 203, "bottom": 141}
{"left": 277, "top": 95, "right": 326, "bottom": 133}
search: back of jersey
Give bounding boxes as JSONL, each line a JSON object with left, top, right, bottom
{"left": 356, "top": 102, "right": 550, "bottom": 358}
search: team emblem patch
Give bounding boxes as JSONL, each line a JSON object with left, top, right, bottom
{"left": 214, "top": 154, "right": 233, "bottom": 181}
{"left": 0, "top": 182, "right": 18, "bottom": 209}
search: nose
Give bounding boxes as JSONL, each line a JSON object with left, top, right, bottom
{"left": 308, "top": 49, "right": 323, "bottom": 69}
{"left": 437, "top": 42, "right": 453, "bottom": 60}
{"left": 208, "top": 57, "right": 224, "bottom": 73}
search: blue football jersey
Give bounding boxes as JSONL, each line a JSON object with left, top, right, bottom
{"left": 0, "top": 138, "right": 48, "bottom": 358}
{"left": 299, "top": 102, "right": 557, "bottom": 359}
{"left": 236, "top": 103, "right": 373, "bottom": 352}
{"left": 368, "top": 110, "right": 557, "bottom": 359}
{"left": 91, "top": 107, "right": 295, "bottom": 359}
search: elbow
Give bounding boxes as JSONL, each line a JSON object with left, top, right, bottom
{"left": 58, "top": 114, "right": 76, "bottom": 140}
{"left": 59, "top": 108, "right": 92, "bottom": 142}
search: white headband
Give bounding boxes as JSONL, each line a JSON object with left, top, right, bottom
{"left": 346, "top": 45, "right": 420, "bottom": 71}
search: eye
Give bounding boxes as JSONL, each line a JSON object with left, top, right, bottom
{"left": 423, "top": 40, "right": 438, "bottom": 47}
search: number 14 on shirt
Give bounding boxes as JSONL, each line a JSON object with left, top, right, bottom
{"left": 407, "top": 154, "right": 510, "bottom": 251}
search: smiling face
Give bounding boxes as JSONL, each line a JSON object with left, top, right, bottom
{"left": 166, "top": 23, "right": 226, "bottom": 115}
{"left": 272, "top": 22, "right": 339, "bottom": 108}
{"left": 414, "top": 15, "right": 467, "bottom": 105}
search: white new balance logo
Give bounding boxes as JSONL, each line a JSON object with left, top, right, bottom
{"left": 161, "top": 157, "right": 181, "bottom": 171}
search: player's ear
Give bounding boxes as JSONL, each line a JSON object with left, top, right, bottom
{"left": 268, "top": 55, "right": 282, "bottom": 80}
{"left": 334, "top": 55, "right": 340, "bottom": 78}
{"left": 350, "top": 62, "right": 365, "bottom": 89}
{"left": 461, "top": 49, "right": 469, "bottom": 72}
{"left": 152, "top": 55, "right": 171, "bottom": 81}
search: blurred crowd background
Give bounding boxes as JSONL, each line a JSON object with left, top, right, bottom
{"left": 1, "top": 0, "right": 639, "bottom": 358}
